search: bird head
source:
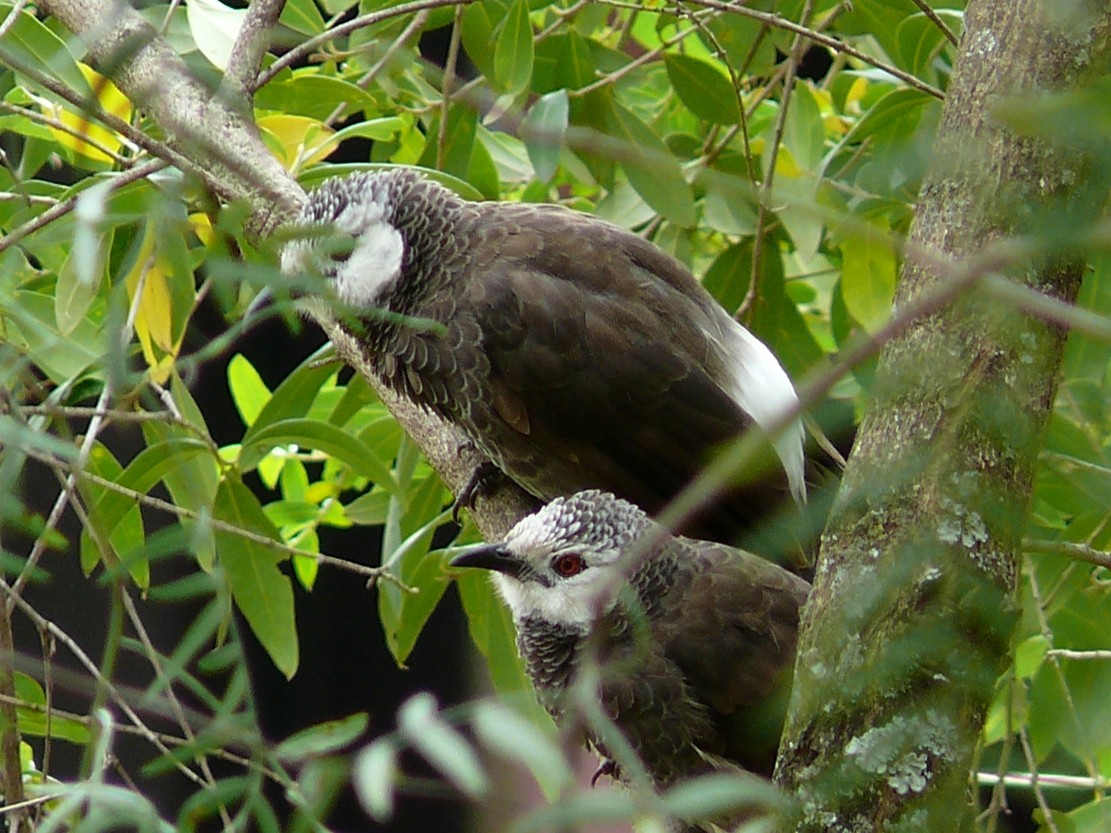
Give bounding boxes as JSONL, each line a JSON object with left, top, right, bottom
{"left": 280, "top": 170, "right": 422, "bottom": 311}
{"left": 451, "top": 491, "right": 654, "bottom": 630}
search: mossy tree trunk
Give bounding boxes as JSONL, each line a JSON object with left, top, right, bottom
{"left": 775, "top": 1, "right": 1111, "bottom": 830}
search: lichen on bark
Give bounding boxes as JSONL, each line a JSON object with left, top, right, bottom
{"left": 775, "top": 2, "right": 1111, "bottom": 830}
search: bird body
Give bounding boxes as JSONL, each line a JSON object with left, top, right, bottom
{"left": 282, "top": 169, "right": 806, "bottom": 543}
{"left": 450, "top": 490, "right": 810, "bottom": 791}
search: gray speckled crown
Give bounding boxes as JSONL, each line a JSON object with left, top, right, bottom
{"left": 533, "top": 490, "right": 654, "bottom": 553}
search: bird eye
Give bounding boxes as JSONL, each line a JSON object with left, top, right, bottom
{"left": 551, "top": 554, "right": 585, "bottom": 578}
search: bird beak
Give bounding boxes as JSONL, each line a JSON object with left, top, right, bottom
{"left": 450, "top": 544, "right": 526, "bottom": 578}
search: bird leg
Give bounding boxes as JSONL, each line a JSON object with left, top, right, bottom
{"left": 452, "top": 460, "right": 506, "bottom": 522}
{"left": 590, "top": 758, "right": 620, "bottom": 787}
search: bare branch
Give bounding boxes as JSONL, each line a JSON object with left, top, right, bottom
{"left": 223, "top": 0, "right": 285, "bottom": 102}
{"left": 39, "top": 0, "right": 302, "bottom": 237}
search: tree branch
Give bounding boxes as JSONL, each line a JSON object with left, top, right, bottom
{"left": 38, "top": 0, "right": 537, "bottom": 542}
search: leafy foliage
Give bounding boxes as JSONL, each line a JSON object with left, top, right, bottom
{"left": 0, "top": 0, "right": 1109, "bottom": 831}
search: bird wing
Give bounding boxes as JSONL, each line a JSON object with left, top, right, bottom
{"left": 465, "top": 205, "right": 788, "bottom": 526}
{"left": 654, "top": 539, "right": 809, "bottom": 774}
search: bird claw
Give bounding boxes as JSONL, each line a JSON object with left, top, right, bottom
{"left": 452, "top": 461, "right": 504, "bottom": 522}
{"left": 590, "top": 759, "right": 620, "bottom": 787}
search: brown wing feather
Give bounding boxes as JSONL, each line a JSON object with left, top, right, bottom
{"left": 657, "top": 538, "right": 809, "bottom": 774}
{"left": 468, "top": 205, "right": 764, "bottom": 516}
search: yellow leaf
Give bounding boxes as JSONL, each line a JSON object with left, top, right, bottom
{"left": 845, "top": 76, "right": 869, "bottom": 115}
{"left": 774, "top": 146, "right": 803, "bottom": 177}
{"left": 125, "top": 223, "right": 185, "bottom": 384}
{"left": 189, "top": 213, "right": 215, "bottom": 248}
{"left": 258, "top": 114, "right": 337, "bottom": 172}
{"left": 46, "top": 64, "right": 133, "bottom": 163}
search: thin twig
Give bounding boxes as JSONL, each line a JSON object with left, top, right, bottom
{"left": 1024, "top": 539, "right": 1111, "bottom": 569}
{"left": 0, "top": 579, "right": 212, "bottom": 790}
{"left": 437, "top": 6, "right": 463, "bottom": 171}
{"left": 740, "top": 0, "right": 815, "bottom": 319}
{"left": 256, "top": 0, "right": 477, "bottom": 91}
{"left": 0, "top": 101, "right": 134, "bottom": 166}
{"left": 977, "top": 770, "right": 1111, "bottom": 791}
{"left": 679, "top": 0, "right": 944, "bottom": 100}
{"left": 0, "top": 694, "right": 278, "bottom": 781}
{"left": 119, "top": 592, "right": 234, "bottom": 831}
{"left": 7, "top": 260, "right": 151, "bottom": 609}
{"left": 0, "top": 158, "right": 168, "bottom": 254}
{"left": 1018, "top": 727, "right": 1060, "bottom": 833}
{"left": 19, "top": 444, "right": 416, "bottom": 590}
{"left": 1046, "top": 649, "right": 1111, "bottom": 661}
{"left": 909, "top": 0, "right": 960, "bottom": 46}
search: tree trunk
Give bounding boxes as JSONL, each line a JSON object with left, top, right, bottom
{"left": 775, "top": 1, "right": 1111, "bottom": 830}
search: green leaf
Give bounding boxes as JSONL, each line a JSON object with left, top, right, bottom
{"left": 662, "top": 772, "right": 785, "bottom": 821}
{"left": 275, "top": 713, "right": 369, "bottom": 762}
{"left": 604, "top": 100, "right": 695, "bottom": 228}
{"left": 185, "top": 0, "right": 245, "bottom": 71}
{"left": 513, "top": 790, "right": 637, "bottom": 832}
{"left": 255, "top": 75, "right": 378, "bottom": 122}
{"left": 460, "top": 2, "right": 498, "bottom": 82}
{"left": 472, "top": 702, "right": 571, "bottom": 797}
{"left": 840, "top": 224, "right": 896, "bottom": 334}
{"left": 702, "top": 242, "right": 753, "bottom": 315}
{"left": 6, "top": 291, "right": 104, "bottom": 382}
{"left": 397, "top": 693, "right": 487, "bottom": 798}
{"left": 830, "top": 88, "right": 933, "bottom": 163}
{"left": 1014, "top": 634, "right": 1049, "bottom": 680}
{"left": 664, "top": 53, "right": 739, "bottom": 125}
{"left": 782, "top": 81, "right": 825, "bottom": 172}
{"left": 493, "top": 0, "right": 534, "bottom": 95}
{"left": 14, "top": 672, "right": 90, "bottom": 743}
{"left": 228, "top": 353, "right": 272, "bottom": 428}
{"left": 78, "top": 441, "right": 149, "bottom": 588}
{"left": 142, "top": 373, "right": 219, "bottom": 570}
{"left": 0, "top": 3, "right": 92, "bottom": 96}
{"left": 278, "top": 0, "right": 325, "bottom": 35}
{"left": 417, "top": 106, "right": 478, "bottom": 183}
{"left": 522, "top": 90, "right": 568, "bottom": 182}
{"left": 354, "top": 740, "right": 397, "bottom": 821}
{"left": 329, "top": 117, "right": 405, "bottom": 146}
{"left": 700, "top": 169, "right": 757, "bottom": 237}
{"left": 377, "top": 475, "right": 453, "bottom": 664}
{"left": 213, "top": 476, "right": 298, "bottom": 678}
{"left": 455, "top": 572, "right": 546, "bottom": 723}
{"left": 240, "top": 417, "right": 400, "bottom": 495}
{"left": 896, "top": 11, "right": 961, "bottom": 81}
{"left": 95, "top": 437, "right": 212, "bottom": 547}
{"left": 55, "top": 194, "right": 111, "bottom": 336}
{"left": 244, "top": 347, "right": 337, "bottom": 439}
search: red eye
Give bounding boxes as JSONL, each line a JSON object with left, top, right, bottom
{"left": 552, "top": 554, "right": 584, "bottom": 577}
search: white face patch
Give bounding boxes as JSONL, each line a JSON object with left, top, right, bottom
{"left": 491, "top": 567, "right": 614, "bottom": 630}
{"left": 717, "top": 321, "right": 807, "bottom": 503}
{"left": 282, "top": 177, "right": 406, "bottom": 310}
{"left": 491, "top": 497, "right": 627, "bottom": 629}
{"left": 329, "top": 197, "right": 405, "bottom": 308}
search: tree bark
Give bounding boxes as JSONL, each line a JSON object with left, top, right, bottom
{"left": 38, "top": 0, "right": 538, "bottom": 542}
{"left": 775, "top": 2, "right": 1111, "bottom": 830}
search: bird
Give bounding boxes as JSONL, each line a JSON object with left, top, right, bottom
{"left": 281, "top": 167, "right": 808, "bottom": 548}
{"left": 449, "top": 489, "right": 809, "bottom": 809}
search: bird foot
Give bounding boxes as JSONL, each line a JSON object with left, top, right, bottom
{"left": 590, "top": 759, "right": 620, "bottom": 787}
{"left": 452, "top": 461, "right": 505, "bottom": 522}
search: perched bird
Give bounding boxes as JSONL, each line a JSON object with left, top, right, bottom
{"left": 450, "top": 490, "right": 809, "bottom": 800}
{"left": 282, "top": 168, "right": 807, "bottom": 546}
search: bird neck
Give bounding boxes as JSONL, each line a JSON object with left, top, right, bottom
{"left": 516, "top": 616, "right": 587, "bottom": 714}
{"left": 382, "top": 176, "right": 472, "bottom": 317}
